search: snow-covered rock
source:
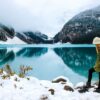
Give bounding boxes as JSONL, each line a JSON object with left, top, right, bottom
{"left": 0, "top": 72, "right": 100, "bottom": 100}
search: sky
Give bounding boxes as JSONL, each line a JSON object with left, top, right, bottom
{"left": 0, "top": 0, "right": 100, "bottom": 37}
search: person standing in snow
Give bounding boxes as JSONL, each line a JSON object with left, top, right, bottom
{"left": 79, "top": 37, "right": 100, "bottom": 93}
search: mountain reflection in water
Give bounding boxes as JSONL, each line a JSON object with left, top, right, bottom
{"left": 54, "top": 47, "right": 96, "bottom": 78}
{"left": 0, "top": 49, "right": 15, "bottom": 65}
{"left": 0, "top": 47, "right": 48, "bottom": 65}
{"left": 16, "top": 47, "right": 48, "bottom": 57}
{"left": 0, "top": 46, "right": 98, "bottom": 83}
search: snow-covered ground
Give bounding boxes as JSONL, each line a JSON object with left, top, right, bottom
{"left": 0, "top": 72, "right": 100, "bottom": 100}
{"left": 0, "top": 37, "right": 26, "bottom": 44}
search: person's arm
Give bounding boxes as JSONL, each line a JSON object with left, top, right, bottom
{"left": 96, "top": 45, "right": 98, "bottom": 53}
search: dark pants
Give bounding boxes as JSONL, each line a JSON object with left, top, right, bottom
{"left": 87, "top": 68, "right": 100, "bottom": 88}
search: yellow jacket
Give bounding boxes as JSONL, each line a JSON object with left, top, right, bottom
{"left": 94, "top": 53, "right": 100, "bottom": 72}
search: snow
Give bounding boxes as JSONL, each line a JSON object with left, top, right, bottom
{"left": 0, "top": 37, "right": 26, "bottom": 44}
{"left": 0, "top": 72, "right": 100, "bottom": 100}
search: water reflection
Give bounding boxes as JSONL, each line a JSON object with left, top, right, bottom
{"left": 0, "top": 47, "right": 48, "bottom": 65}
{"left": 16, "top": 47, "right": 48, "bottom": 57}
{"left": 0, "top": 46, "right": 97, "bottom": 82}
{"left": 0, "top": 49, "right": 7, "bottom": 59}
{"left": 54, "top": 47, "right": 96, "bottom": 77}
{"left": 0, "top": 49, "right": 15, "bottom": 65}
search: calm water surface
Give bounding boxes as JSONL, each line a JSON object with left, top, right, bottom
{"left": 0, "top": 44, "right": 98, "bottom": 84}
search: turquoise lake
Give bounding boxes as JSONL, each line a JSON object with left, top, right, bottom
{"left": 0, "top": 44, "right": 99, "bottom": 84}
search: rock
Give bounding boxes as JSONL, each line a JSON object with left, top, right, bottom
{"left": 0, "top": 83, "right": 3, "bottom": 87}
{"left": 52, "top": 78, "right": 67, "bottom": 83}
{"left": 64, "top": 85, "right": 74, "bottom": 92}
{"left": 40, "top": 95, "right": 48, "bottom": 100}
{"left": 61, "top": 82, "right": 67, "bottom": 84}
{"left": 48, "top": 89, "right": 55, "bottom": 95}
{"left": 54, "top": 5, "right": 100, "bottom": 44}
{"left": 14, "top": 84, "right": 17, "bottom": 88}
{"left": 20, "top": 87, "right": 23, "bottom": 89}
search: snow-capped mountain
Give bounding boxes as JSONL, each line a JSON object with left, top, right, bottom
{"left": 0, "top": 24, "right": 15, "bottom": 41}
{"left": 1, "top": 5, "right": 100, "bottom": 44}
{"left": 0, "top": 23, "right": 53, "bottom": 44}
{"left": 16, "top": 31, "right": 49, "bottom": 44}
{"left": 54, "top": 6, "right": 100, "bottom": 44}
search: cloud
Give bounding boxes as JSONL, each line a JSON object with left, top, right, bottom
{"left": 0, "top": 0, "right": 100, "bottom": 37}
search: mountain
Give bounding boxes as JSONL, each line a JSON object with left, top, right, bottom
{"left": 16, "top": 31, "right": 53, "bottom": 44}
{"left": 0, "top": 24, "right": 15, "bottom": 41}
{"left": 54, "top": 6, "right": 100, "bottom": 44}
{"left": 2, "top": 5, "right": 100, "bottom": 44}
{"left": 0, "top": 23, "right": 53, "bottom": 44}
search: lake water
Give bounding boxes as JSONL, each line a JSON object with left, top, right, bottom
{"left": 0, "top": 44, "right": 98, "bottom": 84}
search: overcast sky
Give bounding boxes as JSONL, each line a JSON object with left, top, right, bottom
{"left": 0, "top": 0, "right": 100, "bottom": 37}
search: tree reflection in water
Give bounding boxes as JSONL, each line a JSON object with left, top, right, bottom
{"left": 16, "top": 47, "right": 48, "bottom": 57}
{"left": 54, "top": 47, "right": 96, "bottom": 77}
{"left": 0, "top": 47, "right": 48, "bottom": 66}
{"left": 0, "top": 49, "right": 15, "bottom": 65}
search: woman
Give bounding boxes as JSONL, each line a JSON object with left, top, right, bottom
{"left": 79, "top": 37, "right": 100, "bottom": 93}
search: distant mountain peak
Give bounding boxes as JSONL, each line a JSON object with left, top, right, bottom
{"left": 0, "top": 23, "right": 53, "bottom": 44}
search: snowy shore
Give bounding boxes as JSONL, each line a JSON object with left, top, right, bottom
{"left": 0, "top": 72, "right": 100, "bottom": 100}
